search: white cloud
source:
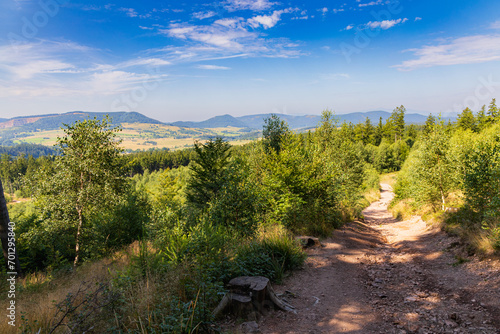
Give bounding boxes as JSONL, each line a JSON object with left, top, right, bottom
{"left": 365, "top": 18, "right": 407, "bottom": 30}
{"left": 163, "top": 23, "right": 255, "bottom": 50}
{"left": 214, "top": 18, "right": 243, "bottom": 28}
{"left": 0, "top": 40, "right": 169, "bottom": 98}
{"left": 122, "top": 58, "right": 171, "bottom": 67}
{"left": 0, "top": 41, "right": 91, "bottom": 80}
{"left": 193, "top": 11, "right": 217, "bottom": 20}
{"left": 394, "top": 34, "right": 500, "bottom": 71}
{"left": 12, "top": 60, "right": 75, "bottom": 79}
{"left": 225, "top": 0, "right": 275, "bottom": 11}
{"left": 358, "top": 0, "right": 383, "bottom": 7}
{"left": 166, "top": 26, "right": 197, "bottom": 39}
{"left": 292, "top": 15, "right": 309, "bottom": 20}
{"left": 196, "top": 65, "right": 231, "bottom": 70}
{"left": 415, "top": 17, "right": 422, "bottom": 22}
{"left": 119, "top": 7, "right": 138, "bottom": 18}
{"left": 139, "top": 26, "right": 154, "bottom": 30}
{"left": 88, "top": 70, "right": 165, "bottom": 94}
{"left": 490, "top": 20, "right": 500, "bottom": 29}
{"left": 344, "top": 24, "right": 354, "bottom": 31}
{"left": 248, "top": 11, "right": 283, "bottom": 29}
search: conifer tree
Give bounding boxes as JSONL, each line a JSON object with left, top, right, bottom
{"left": 487, "top": 98, "right": 498, "bottom": 123}
{"left": 457, "top": 107, "right": 477, "bottom": 132}
{"left": 262, "top": 114, "right": 290, "bottom": 154}
{"left": 476, "top": 105, "right": 487, "bottom": 130}
{"left": 186, "top": 137, "right": 231, "bottom": 208}
{"left": 423, "top": 114, "right": 436, "bottom": 136}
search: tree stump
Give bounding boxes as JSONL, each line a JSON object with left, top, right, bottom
{"left": 212, "top": 276, "right": 296, "bottom": 319}
{"left": 295, "top": 236, "right": 322, "bottom": 249}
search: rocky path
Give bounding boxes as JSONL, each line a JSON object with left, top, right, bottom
{"left": 233, "top": 184, "right": 500, "bottom": 333}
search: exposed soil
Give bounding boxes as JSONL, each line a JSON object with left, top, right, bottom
{"left": 225, "top": 184, "right": 500, "bottom": 333}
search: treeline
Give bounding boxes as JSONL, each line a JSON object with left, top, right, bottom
{"left": 394, "top": 98, "right": 500, "bottom": 251}
{"left": 0, "top": 143, "right": 55, "bottom": 158}
{"left": 122, "top": 148, "right": 195, "bottom": 175}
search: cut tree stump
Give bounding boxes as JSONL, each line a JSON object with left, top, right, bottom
{"left": 296, "top": 236, "right": 322, "bottom": 249}
{"left": 212, "top": 276, "right": 296, "bottom": 319}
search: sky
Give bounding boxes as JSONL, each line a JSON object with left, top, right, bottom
{"left": 1, "top": 0, "right": 500, "bottom": 122}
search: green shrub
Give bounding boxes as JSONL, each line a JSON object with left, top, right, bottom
{"left": 362, "top": 164, "right": 380, "bottom": 191}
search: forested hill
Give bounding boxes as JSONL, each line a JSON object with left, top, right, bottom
{"left": 0, "top": 111, "right": 162, "bottom": 132}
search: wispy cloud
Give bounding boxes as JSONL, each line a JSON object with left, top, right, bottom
{"left": 394, "top": 34, "right": 500, "bottom": 71}
{"left": 118, "top": 7, "right": 138, "bottom": 18}
{"left": 0, "top": 41, "right": 91, "bottom": 80}
{"left": 0, "top": 40, "right": 169, "bottom": 98}
{"left": 415, "top": 17, "right": 422, "bottom": 22}
{"left": 193, "top": 11, "right": 217, "bottom": 20}
{"left": 365, "top": 18, "right": 408, "bottom": 30}
{"left": 358, "top": 0, "right": 383, "bottom": 7}
{"left": 224, "top": 0, "right": 276, "bottom": 11}
{"left": 196, "top": 65, "right": 231, "bottom": 70}
{"left": 159, "top": 11, "right": 301, "bottom": 59}
{"left": 121, "top": 58, "right": 171, "bottom": 67}
{"left": 214, "top": 18, "right": 243, "bottom": 28}
{"left": 163, "top": 23, "right": 255, "bottom": 49}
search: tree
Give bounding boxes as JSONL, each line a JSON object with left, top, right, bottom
{"left": 34, "top": 116, "right": 125, "bottom": 266}
{"left": 186, "top": 137, "right": 231, "bottom": 208}
{"left": 0, "top": 179, "right": 22, "bottom": 275}
{"left": 361, "top": 117, "right": 375, "bottom": 145}
{"left": 262, "top": 114, "right": 290, "bottom": 154}
{"left": 400, "top": 120, "right": 454, "bottom": 210}
{"left": 487, "top": 98, "right": 498, "bottom": 123}
{"left": 388, "top": 105, "right": 406, "bottom": 141}
{"left": 423, "top": 114, "right": 436, "bottom": 136}
{"left": 457, "top": 107, "right": 477, "bottom": 132}
{"left": 373, "top": 117, "right": 384, "bottom": 146}
{"left": 405, "top": 124, "right": 418, "bottom": 148}
{"left": 476, "top": 105, "right": 488, "bottom": 130}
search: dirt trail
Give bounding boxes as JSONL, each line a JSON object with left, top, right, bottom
{"left": 235, "top": 184, "right": 500, "bottom": 333}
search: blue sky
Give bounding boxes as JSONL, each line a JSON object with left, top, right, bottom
{"left": 1, "top": 0, "right": 500, "bottom": 122}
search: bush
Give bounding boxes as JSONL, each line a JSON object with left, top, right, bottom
{"left": 362, "top": 164, "right": 380, "bottom": 191}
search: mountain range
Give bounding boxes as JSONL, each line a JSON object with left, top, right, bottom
{"left": 0, "top": 110, "right": 446, "bottom": 133}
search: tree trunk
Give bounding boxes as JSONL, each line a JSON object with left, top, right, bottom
{"left": 0, "top": 179, "right": 22, "bottom": 276}
{"left": 73, "top": 207, "right": 83, "bottom": 267}
{"left": 213, "top": 276, "right": 295, "bottom": 319}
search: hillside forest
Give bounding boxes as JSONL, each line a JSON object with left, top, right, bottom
{"left": 1, "top": 100, "right": 500, "bottom": 333}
